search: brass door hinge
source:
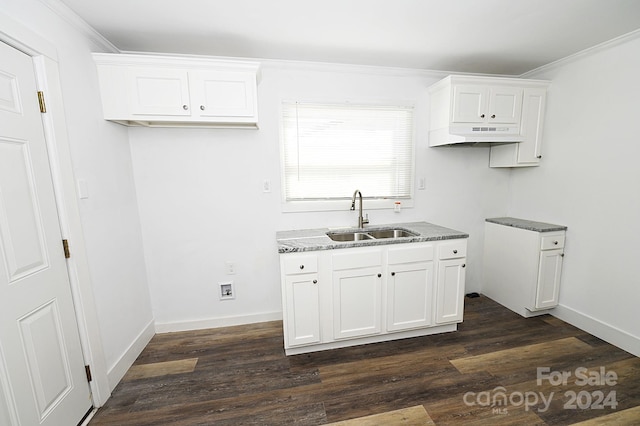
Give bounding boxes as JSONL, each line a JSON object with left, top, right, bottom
{"left": 37, "top": 91, "right": 47, "bottom": 113}
{"left": 85, "top": 365, "right": 92, "bottom": 382}
{"left": 62, "top": 239, "right": 70, "bottom": 258}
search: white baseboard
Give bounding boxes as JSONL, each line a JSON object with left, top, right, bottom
{"left": 552, "top": 304, "right": 640, "bottom": 357}
{"left": 106, "top": 319, "right": 155, "bottom": 391}
{"left": 154, "top": 311, "right": 282, "bottom": 334}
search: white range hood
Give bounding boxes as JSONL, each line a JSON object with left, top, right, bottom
{"left": 429, "top": 124, "right": 524, "bottom": 146}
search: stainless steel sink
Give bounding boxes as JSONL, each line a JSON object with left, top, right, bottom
{"left": 367, "top": 229, "right": 417, "bottom": 239}
{"left": 326, "top": 232, "right": 374, "bottom": 241}
{"left": 326, "top": 228, "right": 417, "bottom": 242}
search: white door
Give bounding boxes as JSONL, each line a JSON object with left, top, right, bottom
{"left": 333, "top": 267, "right": 382, "bottom": 339}
{"left": 487, "top": 86, "right": 523, "bottom": 124}
{"left": 128, "top": 66, "right": 191, "bottom": 116}
{"left": 451, "top": 84, "right": 486, "bottom": 123}
{"left": 0, "top": 42, "right": 92, "bottom": 425}
{"left": 284, "top": 273, "right": 320, "bottom": 347}
{"left": 386, "top": 261, "right": 434, "bottom": 332}
{"left": 535, "top": 249, "right": 563, "bottom": 309}
{"left": 435, "top": 259, "right": 466, "bottom": 324}
{"left": 190, "top": 70, "right": 257, "bottom": 118}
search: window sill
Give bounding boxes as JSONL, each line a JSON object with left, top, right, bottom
{"left": 281, "top": 198, "right": 413, "bottom": 213}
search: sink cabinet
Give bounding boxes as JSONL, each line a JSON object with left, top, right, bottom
{"left": 279, "top": 238, "right": 467, "bottom": 355}
{"left": 386, "top": 244, "right": 434, "bottom": 331}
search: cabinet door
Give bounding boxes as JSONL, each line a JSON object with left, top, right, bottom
{"left": 517, "top": 88, "right": 546, "bottom": 164}
{"left": 387, "top": 261, "right": 434, "bottom": 331}
{"left": 435, "top": 259, "right": 466, "bottom": 323}
{"left": 451, "top": 85, "right": 487, "bottom": 123}
{"left": 127, "top": 67, "right": 191, "bottom": 116}
{"left": 333, "top": 267, "right": 382, "bottom": 339}
{"left": 190, "top": 71, "right": 257, "bottom": 118}
{"left": 535, "top": 249, "right": 563, "bottom": 309}
{"left": 487, "top": 86, "right": 523, "bottom": 124}
{"left": 284, "top": 273, "right": 320, "bottom": 347}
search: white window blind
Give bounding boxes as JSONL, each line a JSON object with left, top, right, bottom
{"left": 281, "top": 101, "right": 414, "bottom": 202}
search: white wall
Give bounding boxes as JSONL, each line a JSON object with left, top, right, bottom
{"left": 510, "top": 35, "right": 640, "bottom": 355}
{"left": 129, "top": 61, "right": 512, "bottom": 330}
{"left": 1, "top": 0, "right": 154, "bottom": 387}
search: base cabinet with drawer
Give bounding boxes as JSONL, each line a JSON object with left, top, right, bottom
{"left": 281, "top": 254, "right": 321, "bottom": 347}
{"left": 279, "top": 238, "right": 467, "bottom": 355}
{"left": 483, "top": 219, "right": 566, "bottom": 317}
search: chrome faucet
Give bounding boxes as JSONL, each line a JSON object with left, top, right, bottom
{"left": 350, "top": 189, "right": 369, "bottom": 228}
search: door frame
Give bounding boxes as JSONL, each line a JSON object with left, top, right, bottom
{"left": 0, "top": 12, "right": 111, "bottom": 406}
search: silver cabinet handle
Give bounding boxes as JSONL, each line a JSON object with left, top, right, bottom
{"left": 480, "top": 114, "right": 485, "bottom": 118}
{"left": 537, "top": 155, "right": 542, "bottom": 159}
{"left": 554, "top": 241, "right": 559, "bottom": 245}
{"left": 299, "top": 265, "right": 304, "bottom": 270}
{"left": 462, "top": 264, "right": 466, "bottom": 268}
{"left": 391, "top": 272, "right": 396, "bottom": 276}
{"left": 313, "top": 279, "right": 317, "bottom": 284}
{"left": 491, "top": 114, "right": 496, "bottom": 118}
{"left": 453, "top": 249, "right": 458, "bottom": 254}
{"left": 182, "top": 104, "right": 189, "bottom": 110}
{"left": 377, "top": 273, "right": 382, "bottom": 278}
{"left": 200, "top": 105, "right": 205, "bottom": 111}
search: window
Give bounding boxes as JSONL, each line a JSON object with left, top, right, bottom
{"left": 280, "top": 101, "right": 415, "bottom": 211}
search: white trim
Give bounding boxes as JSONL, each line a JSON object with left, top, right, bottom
{"left": 0, "top": 10, "right": 111, "bottom": 406}
{"left": 155, "top": 312, "right": 283, "bottom": 334}
{"left": 552, "top": 304, "right": 640, "bottom": 358}
{"left": 106, "top": 320, "right": 155, "bottom": 391}
{"left": 520, "top": 28, "right": 640, "bottom": 78}
{"left": 37, "top": 0, "right": 119, "bottom": 53}
{"left": 285, "top": 324, "right": 457, "bottom": 355}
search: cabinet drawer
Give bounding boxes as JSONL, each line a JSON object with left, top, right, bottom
{"left": 438, "top": 240, "right": 467, "bottom": 259}
{"left": 541, "top": 234, "right": 565, "bottom": 250}
{"left": 388, "top": 244, "right": 434, "bottom": 264}
{"left": 283, "top": 255, "right": 318, "bottom": 275}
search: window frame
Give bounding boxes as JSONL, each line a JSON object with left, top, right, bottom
{"left": 278, "top": 99, "right": 416, "bottom": 213}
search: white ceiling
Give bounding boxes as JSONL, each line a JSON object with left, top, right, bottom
{"left": 60, "top": 0, "right": 640, "bottom": 75}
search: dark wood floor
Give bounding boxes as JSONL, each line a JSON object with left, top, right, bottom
{"left": 89, "top": 296, "right": 640, "bottom": 425}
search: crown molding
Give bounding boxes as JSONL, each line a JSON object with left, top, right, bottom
{"left": 520, "top": 28, "right": 640, "bottom": 78}
{"left": 38, "top": 0, "right": 119, "bottom": 53}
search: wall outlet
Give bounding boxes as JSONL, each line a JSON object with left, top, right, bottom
{"left": 219, "top": 282, "right": 235, "bottom": 300}
{"left": 262, "top": 179, "right": 271, "bottom": 193}
{"left": 225, "top": 261, "right": 235, "bottom": 275}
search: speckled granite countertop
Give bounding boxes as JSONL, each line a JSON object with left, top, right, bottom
{"left": 276, "top": 221, "right": 468, "bottom": 253}
{"left": 486, "top": 217, "right": 567, "bottom": 232}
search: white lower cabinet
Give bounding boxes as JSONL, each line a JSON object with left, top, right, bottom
{"left": 280, "top": 238, "right": 467, "bottom": 355}
{"left": 483, "top": 221, "right": 565, "bottom": 317}
{"left": 436, "top": 240, "right": 467, "bottom": 323}
{"left": 281, "top": 255, "right": 320, "bottom": 347}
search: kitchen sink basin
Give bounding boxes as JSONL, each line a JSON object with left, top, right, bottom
{"left": 326, "top": 228, "right": 418, "bottom": 242}
{"left": 367, "top": 229, "right": 417, "bottom": 239}
{"left": 327, "top": 232, "right": 374, "bottom": 241}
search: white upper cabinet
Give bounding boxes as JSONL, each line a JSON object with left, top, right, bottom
{"left": 428, "top": 75, "right": 549, "bottom": 159}
{"left": 452, "top": 84, "right": 522, "bottom": 125}
{"left": 489, "top": 87, "right": 547, "bottom": 167}
{"left": 93, "top": 53, "right": 260, "bottom": 128}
